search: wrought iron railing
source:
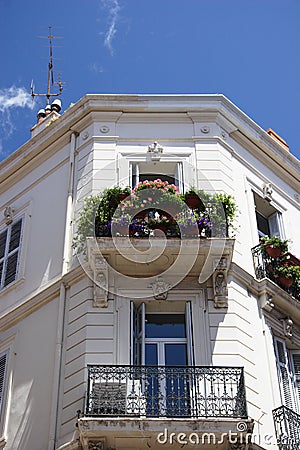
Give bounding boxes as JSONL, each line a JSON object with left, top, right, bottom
{"left": 273, "top": 405, "right": 300, "bottom": 450}
{"left": 85, "top": 365, "right": 247, "bottom": 418}
{"left": 252, "top": 245, "right": 300, "bottom": 301}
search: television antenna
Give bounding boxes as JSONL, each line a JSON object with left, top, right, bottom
{"left": 31, "top": 26, "right": 63, "bottom": 105}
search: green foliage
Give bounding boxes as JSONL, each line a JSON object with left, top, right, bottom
{"left": 72, "top": 195, "right": 102, "bottom": 253}
{"left": 275, "top": 264, "right": 300, "bottom": 282}
{"left": 73, "top": 185, "right": 238, "bottom": 251}
{"left": 73, "top": 186, "right": 130, "bottom": 253}
{"left": 184, "top": 189, "right": 238, "bottom": 237}
{"left": 259, "top": 236, "right": 289, "bottom": 252}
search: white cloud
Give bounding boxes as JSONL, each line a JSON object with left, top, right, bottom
{"left": 101, "top": 0, "right": 121, "bottom": 55}
{"left": 0, "top": 86, "right": 33, "bottom": 113}
{"left": 0, "top": 85, "right": 34, "bottom": 156}
{"left": 89, "top": 62, "right": 104, "bottom": 74}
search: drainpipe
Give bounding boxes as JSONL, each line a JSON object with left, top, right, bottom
{"left": 48, "top": 131, "right": 78, "bottom": 450}
{"left": 63, "top": 131, "right": 77, "bottom": 275}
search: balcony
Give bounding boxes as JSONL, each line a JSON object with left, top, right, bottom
{"left": 85, "top": 365, "right": 247, "bottom": 418}
{"left": 252, "top": 245, "right": 300, "bottom": 302}
{"left": 78, "top": 365, "right": 251, "bottom": 450}
{"left": 273, "top": 405, "right": 300, "bottom": 450}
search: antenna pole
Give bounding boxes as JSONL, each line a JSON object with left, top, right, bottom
{"left": 31, "top": 26, "right": 63, "bottom": 105}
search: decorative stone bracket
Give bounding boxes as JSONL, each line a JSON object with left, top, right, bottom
{"left": 4, "top": 206, "right": 14, "bottom": 225}
{"left": 88, "top": 442, "right": 104, "bottom": 450}
{"left": 89, "top": 253, "right": 109, "bottom": 308}
{"left": 282, "top": 317, "right": 293, "bottom": 339}
{"left": 78, "top": 420, "right": 106, "bottom": 450}
{"left": 213, "top": 257, "right": 230, "bottom": 308}
{"left": 150, "top": 276, "right": 171, "bottom": 300}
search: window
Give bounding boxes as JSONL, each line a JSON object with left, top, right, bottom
{"left": 254, "top": 192, "right": 284, "bottom": 238}
{"left": 274, "top": 337, "right": 300, "bottom": 413}
{"left": 0, "top": 351, "right": 8, "bottom": 418}
{"left": 131, "top": 302, "right": 193, "bottom": 416}
{"left": 131, "top": 302, "right": 193, "bottom": 366}
{"left": 130, "top": 162, "right": 184, "bottom": 193}
{"left": 0, "top": 218, "right": 23, "bottom": 289}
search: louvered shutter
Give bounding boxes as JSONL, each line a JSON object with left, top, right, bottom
{"left": 0, "top": 352, "right": 8, "bottom": 414}
{"left": 274, "top": 338, "right": 295, "bottom": 410}
{"left": 291, "top": 352, "right": 300, "bottom": 411}
{"left": 1, "top": 218, "right": 22, "bottom": 289}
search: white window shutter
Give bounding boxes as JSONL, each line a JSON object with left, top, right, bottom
{"left": 274, "top": 337, "right": 295, "bottom": 410}
{"left": 0, "top": 352, "right": 8, "bottom": 414}
{"left": 291, "top": 352, "right": 300, "bottom": 411}
{"left": 1, "top": 218, "right": 22, "bottom": 289}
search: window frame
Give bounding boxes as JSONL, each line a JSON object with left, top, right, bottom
{"left": 129, "top": 161, "right": 184, "bottom": 193}
{"left": 252, "top": 190, "right": 285, "bottom": 240}
{"left": 131, "top": 302, "right": 194, "bottom": 366}
{"left": 118, "top": 291, "right": 209, "bottom": 366}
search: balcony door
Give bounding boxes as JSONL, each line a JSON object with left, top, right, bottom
{"left": 131, "top": 302, "right": 193, "bottom": 416}
{"left": 132, "top": 302, "right": 193, "bottom": 366}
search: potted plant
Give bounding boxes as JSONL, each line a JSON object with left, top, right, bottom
{"left": 260, "top": 236, "right": 289, "bottom": 259}
{"left": 148, "top": 213, "right": 172, "bottom": 235}
{"left": 183, "top": 188, "right": 203, "bottom": 209}
{"left": 197, "top": 216, "right": 212, "bottom": 237}
{"left": 117, "top": 186, "right": 131, "bottom": 203}
{"left": 176, "top": 210, "right": 199, "bottom": 237}
{"left": 274, "top": 264, "right": 300, "bottom": 289}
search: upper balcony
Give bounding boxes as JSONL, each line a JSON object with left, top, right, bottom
{"left": 75, "top": 183, "right": 237, "bottom": 306}
{"left": 273, "top": 405, "right": 300, "bottom": 450}
{"left": 77, "top": 365, "right": 252, "bottom": 450}
{"left": 252, "top": 238, "right": 300, "bottom": 302}
{"left": 74, "top": 182, "right": 237, "bottom": 249}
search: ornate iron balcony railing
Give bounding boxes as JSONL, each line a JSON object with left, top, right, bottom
{"left": 252, "top": 245, "right": 300, "bottom": 301}
{"left": 273, "top": 405, "right": 300, "bottom": 450}
{"left": 85, "top": 365, "right": 247, "bottom": 419}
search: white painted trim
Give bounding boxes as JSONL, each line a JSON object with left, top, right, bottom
{"left": 0, "top": 333, "right": 16, "bottom": 443}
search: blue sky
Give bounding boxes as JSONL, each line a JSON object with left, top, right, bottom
{"left": 0, "top": 0, "right": 300, "bottom": 162}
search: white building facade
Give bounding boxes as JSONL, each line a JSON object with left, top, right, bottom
{"left": 0, "top": 94, "right": 299, "bottom": 450}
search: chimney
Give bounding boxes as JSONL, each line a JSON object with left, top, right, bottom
{"left": 266, "top": 128, "right": 289, "bottom": 151}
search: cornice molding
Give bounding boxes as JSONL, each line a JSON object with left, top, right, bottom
{"left": 1, "top": 94, "right": 298, "bottom": 187}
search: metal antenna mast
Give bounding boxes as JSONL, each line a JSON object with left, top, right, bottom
{"left": 31, "top": 26, "right": 63, "bottom": 105}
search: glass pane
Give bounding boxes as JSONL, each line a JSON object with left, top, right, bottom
{"left": 145, "top": 344, "right": 158, "bottom": 365}
{"left": 9, "top": 220, "right": 22, "bottom": 253}
{"left": 165, "top": 344, "right": 187, "bottom": 366}
{"left": 145, "top": 314, "right": 186, "bottom": 338}
{"left": 165, "top": 345, "right": 189, "bottom": 416}
{"left": 256, "top": 211, "right": 269, "bottom": 236}
{"left": 0, "top": 230, "right": 7, "bottom": 260}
